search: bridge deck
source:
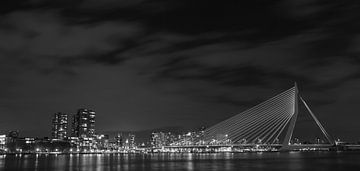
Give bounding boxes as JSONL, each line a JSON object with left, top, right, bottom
{"left": 160, "top": 144, "right": 333, "bottom": 149}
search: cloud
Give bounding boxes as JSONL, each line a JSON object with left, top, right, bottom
{"left": 0, "top": 10, "right": 142, "bottom": 56}
{"left": 80, "top": 0, "right": 146, "bottom": 9}
{"left": 107, "top": 26, "right": 360, "bottom": 112}
{"left": 1, "top": 0, "right": 360, "bottom": 140}
{"left": 0, "top": 10, "right": 145, "bottom": 78}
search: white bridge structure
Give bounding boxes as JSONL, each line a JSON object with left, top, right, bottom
{"left": 203, "top": 83, "right": 334, "bottom": 150}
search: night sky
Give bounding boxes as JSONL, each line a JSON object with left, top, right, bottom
{"left": 1, "top": 0, "right": 360, "bottom": 141}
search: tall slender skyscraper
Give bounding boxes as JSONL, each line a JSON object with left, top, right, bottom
{"left": 52, "top": 113, "right": 68, "bottom": 140}
{"left": 72, "top": 108, "right": 96, "bottom": 138}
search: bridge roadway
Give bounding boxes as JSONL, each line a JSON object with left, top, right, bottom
{"left": 159, "top": 144, "right": 336, "bottom": 151}
{"left": 163, "top": 144, "right": 281, "bottom": 148}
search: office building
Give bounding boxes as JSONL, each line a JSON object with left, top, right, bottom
{"left": 72, "top": 108, "right": 96, "bottom": 138}
{"left": 115, "top": 133, "right": 123, "bottom": 148}
{"left": 52, "top": 113, "right": 68, "bottom": 139}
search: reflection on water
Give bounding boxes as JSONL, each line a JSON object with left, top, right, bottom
{"left": 0, "top": 152, "right": 360, "bottom": 171}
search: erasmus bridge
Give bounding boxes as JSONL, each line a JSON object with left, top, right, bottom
{"left": 162, "top": 83, "right": 336, "bottom": 152}
{"left": 203, "top": 83, "right": 334, "bottom": 151}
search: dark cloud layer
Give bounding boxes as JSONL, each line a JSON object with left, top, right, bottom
{"left": 1, "top": 0, "right": 360, "bottom": 141}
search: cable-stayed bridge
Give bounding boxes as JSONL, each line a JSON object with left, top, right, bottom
{"left": 159, "top": 83, "right": 336, "bottom": 152}
{"left": 202, "top": 83, "right": 334, "bottom": 151}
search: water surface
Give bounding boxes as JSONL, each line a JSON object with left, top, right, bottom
{"left": 1, "top": 151, "right": 359, "bottom": 171}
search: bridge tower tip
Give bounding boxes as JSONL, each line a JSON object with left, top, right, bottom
{"left": 294, "top": 82, "right": 299, "bottom": 92}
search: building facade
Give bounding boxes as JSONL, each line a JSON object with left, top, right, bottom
{"left": 52, "top": 113, "right": 68, "bottom": 139}
{"left": 115, "top": 133, "right": 123, "bottom": 148}
{"left": 0, "top": 135, "right": 6, "bottom": 151}
{"left": 71, "top": 108, "right": 96, "bottom": 138}
{"left": 151, "top": 132, "right": 166, "bottom": 148}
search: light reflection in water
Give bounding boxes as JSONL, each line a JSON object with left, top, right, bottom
{"left": 34, "top": 154, "right": 39, "bottom": 170}
{"left": 0, "top": 155, "right": 5, "bottom": 168}
{"left": 0, "top": 152, "right": 359, "bottom": 171}
{"left": 69, "top": 154, "right": 73, "bottom": 171}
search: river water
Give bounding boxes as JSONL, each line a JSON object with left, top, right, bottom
{"left": 0, "top": 151, "right": 359, "bottom": 171}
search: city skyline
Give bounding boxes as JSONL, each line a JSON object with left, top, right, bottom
{"left": 0, "top": 84, "right": 357, "bottom": 144}
{"left": 1, "top": 0, "right": 360, "bottom": 142}
{"left": 0, "top": 84, "right": 358, "bottom": 155}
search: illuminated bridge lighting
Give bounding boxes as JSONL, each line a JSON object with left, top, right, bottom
{"left": 204, "top": 83, "right": 334, "bottom": 149}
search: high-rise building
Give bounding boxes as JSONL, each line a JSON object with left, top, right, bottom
{"left": 72, "top": 108, "right": 96, "bottom": 138}
{"left": 115, "top": 133, "right": 123, "bottom": 148}
{"left": 124, "top": 133, "right": 136, "bottom": 149}
{"left": 0, "top": 135, "right": 6, "bottom": 150}
{"left": 52, "top": 113, "right": 68, "bottom": 139}
{"left": 151, "top": 132, "right": 165, "bottom": 148}
{"left": 151, "top": 132, "right": 175, "bottom": 147}
{"left": 129, "top": 134, "right": 135, "bottom": 148}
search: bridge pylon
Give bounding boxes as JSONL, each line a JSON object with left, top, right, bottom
{"left": 280, "top": 82, "right": 334, "bottom": 151}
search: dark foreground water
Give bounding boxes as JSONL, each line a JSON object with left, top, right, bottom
{"left": 1, "top": 151, "right": 360, "bottom": 171}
